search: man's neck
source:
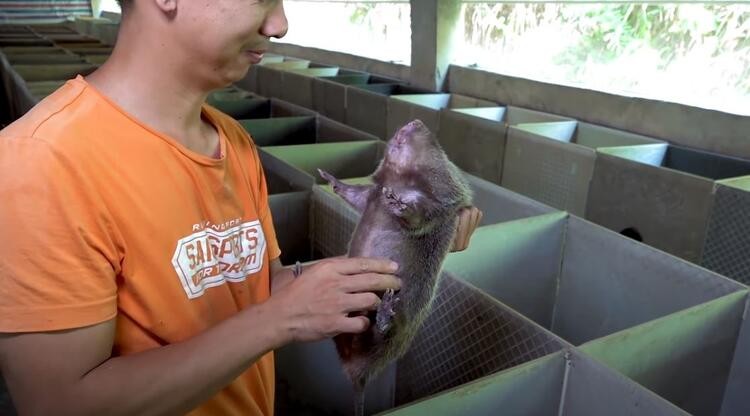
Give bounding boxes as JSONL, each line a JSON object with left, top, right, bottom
{"left": 85, "top": 23, "right": 220, "bottom": 157}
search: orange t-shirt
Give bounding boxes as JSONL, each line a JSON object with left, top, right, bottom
{"left": 0, "top": 75, "right": 282, "bottom": 415}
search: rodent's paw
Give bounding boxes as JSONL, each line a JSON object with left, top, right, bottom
{"left": 381, "top": 186, "right": 395, "bottom": 200}
{"left": 376, "top": 288, "right": 399, "bottom": 334}
{"left": 317, "top": 169, "right": 339, "bottom": 191}
{"left": 382, "top": 187, "right": 408, "bottom": 213}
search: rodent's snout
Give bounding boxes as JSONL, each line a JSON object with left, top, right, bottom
{"left": 390, "top": 120, "right": 432, "bottom": 153}
{"left": 409, "top": 119, "right": 433, "bottom": 136}
{"left": 401, "top": 119, "right": 425, "bottom": 135}
{"left": 394, "top": 119, "right": 425, "bottom": 144}
{"left": 407, "top": 119, "right": 425, "bottom": 129}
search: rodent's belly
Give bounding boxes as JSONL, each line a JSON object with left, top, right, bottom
{"left": 348, "top": 228, "right": 404, "bottom": 264}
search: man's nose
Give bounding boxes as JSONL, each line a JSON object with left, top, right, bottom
{"left": 262, "top": 0, "right": 289, "bottom": 39}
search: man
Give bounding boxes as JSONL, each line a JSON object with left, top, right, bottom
{"left": 0, "top": 1, "right": 481, "bottom": 415}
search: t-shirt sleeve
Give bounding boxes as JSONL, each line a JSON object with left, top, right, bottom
{"left": 246, "top": 139, "right": 282, "bottom": 262}
{"left": 0, "top": 138, "right": 120, "bottom": 332}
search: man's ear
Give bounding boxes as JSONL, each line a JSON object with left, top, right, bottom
{"left": 153, "top": 0, "right": 178, "bottom": 16}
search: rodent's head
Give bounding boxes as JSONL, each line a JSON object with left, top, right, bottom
{"left": 384, "top": 120, "right": 444, "bottom": 168}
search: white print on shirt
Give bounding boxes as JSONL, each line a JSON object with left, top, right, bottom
{"left": 171, "top": 220, "right": 266, "bottom": 299}
{"left": 191, "top": 218, "right": 242, "bottom": 232}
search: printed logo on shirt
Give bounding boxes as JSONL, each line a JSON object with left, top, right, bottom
{"left": 171, "top": 219, "right": 266, "bottom": 299}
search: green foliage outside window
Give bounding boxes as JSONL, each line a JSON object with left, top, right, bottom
{"left": 456, "top": 3, "right": 750, "bottom": 113}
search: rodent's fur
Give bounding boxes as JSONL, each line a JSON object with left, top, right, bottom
{"left": 318, "top": 119, "right": 472, "bottom": 413}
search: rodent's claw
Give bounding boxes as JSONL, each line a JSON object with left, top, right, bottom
{"left": 292, "top": 261, "right": 303, "bottom": 278}
{"left": 376, "top": 288, "right": 399, "bottom": 334}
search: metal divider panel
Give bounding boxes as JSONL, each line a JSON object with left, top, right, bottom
{"left": 269, "top": 191, "right": 311, "bottom": 265}
{"left": 719, "top": 301, "right": 750, "bottom": 416}
{"left": 345, "top": 85, "right": 393, "bottom": 139}
{"left": 451, "top": 107, "right": 506, "bottom": 121}
{"left": 209, "top": 97, "right": 270, "bottom": 120}
{"left": 665, "top": 146, "right": 750, "bottom": 181}
{"left": 310, "top": 184, "right": 361, "bottom": 258}
{"left": 514, "top": 121, "right": 577, "bottom": 143}
{"left": 503, "top": 127, "right": 595, "bottom": 216}
{"left": 12, "top": 63, "right": 96, "bottom": 82}
{"left": 257, "top": 149, "right": 315, "bottom": 194}
{"left": 385, "top": 349, "right": 689, "bottom": 415}
{"left": 240, "top": 116, "right": 317, "bottom": 147}
{"left": 579, "top": 290, "right": 747, "bottom": 416}
{"left": 554, "top": 216, "right": 745, "bottom": 345}
{"left": 438, "top": 110, "right": 507, "bottom": 184}
{"left": 317, "top": 116, "right": 380, "bottom": 143}
{"left": 463, "top": 173, "right": 557, "bottom": 226}
{"left": 443, "top": 212, "right": 567, "bottom": 329}
{"left": 702, "top": 182, "right": 750, "bottom": 285}
{"left": 504, "top": 105, "right": 574, "bottom": 125}
{"left": 575, "top": 122, "right": 664, "bottom": 148}
{"left": 387, "top": 98, "right": 441, "bottom": 139}
{"left": 585, "top": 150, "right": 714, "bottom": 263}
{"left": 269, "top": 97, "right": 318, "bottom": 117}
{"left": 280, "top": 70, "right": 315, "bottom": 108}
{"left": 7, "top": 65, "right": 36, "bottom": 118}
{"left": 395, "top": 274, "right": 567, "bottom": 405}
{"left": 0, "top": 375, "right": 14, "bottom": 416}
{"left": 311, "top": 78, "right": 345, "bottom": 122}
{"left": 563, "top": 351, "right": 690, "bottom": 416}
{"left": 263, "top": 141, "right": 382, "bottom": 181}
{"left": 383, "top": 352, "right": 565, "bottom": 415}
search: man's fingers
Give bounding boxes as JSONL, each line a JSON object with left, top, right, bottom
{"left": 450, "top": 212, "right": 464, "bottom": 251}
{"left": 452, "top": 207, "right": 483, "bottom": 252}
{"left": 341, "top": 273, "right": 402, "bottom": 293}
{"left": 468, "top": 207, "right": 482, "bottom": 242}
{"left": 460, "top": 209, "right": 473, "bottom": 248}
{"left": 334, "top": 257, "right": 399, "bottom": 275}
{"left": 338, "top": 316, "right": 370, "bottom": 334}
{"left": 341, "top": 292, "right": 381, "bottom": 312}
{"left": 471, "top": 207, "right": 482, "bottom": 231}
{"left": 452, "top": 208, "right": 471, "bottom": 251}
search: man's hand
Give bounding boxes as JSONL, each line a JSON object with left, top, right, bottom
{"left": 270, "top": 257, "right": 401, "bottom": 343}
{"left": 451, "top": 206, "right": 483, "bottom": 252}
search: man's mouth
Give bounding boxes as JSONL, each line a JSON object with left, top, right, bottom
{"left": 243, "top": 50, "right": 267, "bottom": 64}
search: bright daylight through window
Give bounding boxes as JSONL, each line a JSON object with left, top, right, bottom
{"left": 453, "top": 2, "right": 750, "bottom": 116}
{"left": 99, "top": 0, "right": 121, "bottom": 13}
{"left": 101, "top": 1, "right": 748, "bottom": 115}
{"left": 282, "top": 0, "right": 411, "bottom": 65}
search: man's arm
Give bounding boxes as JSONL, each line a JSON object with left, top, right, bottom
{"left": 0, "top": 303, "right": 283, "bottom": 416}
{"left": 270, "top": 257, "right": 298, "bottom": 294}
{"left": 0, "top": 257, "right": 400, "bottom": 416}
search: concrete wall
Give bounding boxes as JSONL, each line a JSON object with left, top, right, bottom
{"left": 447, "top": 65, "right": 750, "bottom": 160}
{"left": 269, "top": 43, "right": 409, "bottom": 83}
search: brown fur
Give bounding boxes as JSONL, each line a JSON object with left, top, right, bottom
{"left": 318, "top": 120, "right": 472, "bottom": 408}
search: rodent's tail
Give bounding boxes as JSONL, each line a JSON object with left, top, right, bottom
{"left": 343, "top": 356, "right": 375, "bottom": 416}
{"left": 354, "top": 388, "right": 365, "bottom": 416}
{"left": 342, "top": 356, "right": 370, "bottom": 389}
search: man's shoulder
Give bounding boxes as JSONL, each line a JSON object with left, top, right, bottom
{"left": 1, "top": 78, "right": 91, "bottom": 142}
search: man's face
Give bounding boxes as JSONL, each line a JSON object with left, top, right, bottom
{"left": 173, "top": 0, "right": 288, "bottom": 88}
